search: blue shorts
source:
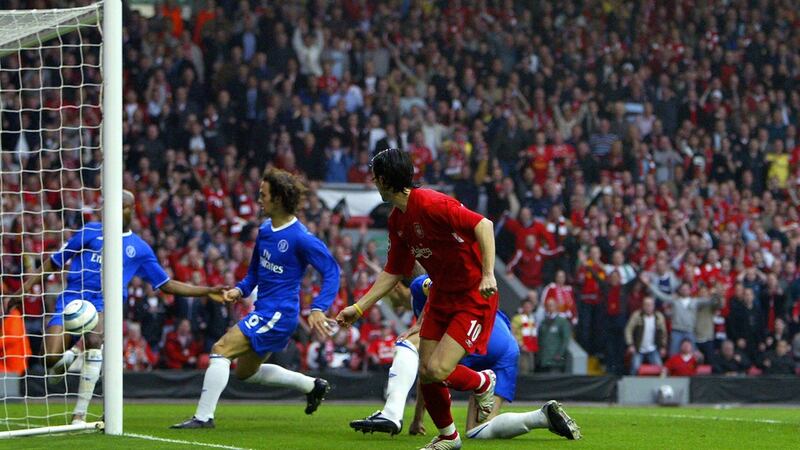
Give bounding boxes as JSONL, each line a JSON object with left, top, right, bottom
{"left": 462, "top": 344, "right": 520, "bottom": 402}
{"left": 47, "top": 292, "right": 104, "bottom": 328}
{"left": 237, "top": 309, "right": 298, "bottom": 357}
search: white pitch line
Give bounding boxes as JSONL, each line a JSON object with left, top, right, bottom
{"left": 125, "top": 432, "right": 252, "bottom": 450}
{"left": 579, "top": 410, "right": 794, "bottom": 425}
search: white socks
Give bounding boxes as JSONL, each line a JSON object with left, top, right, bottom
{"left": 244, "top": 363, "right": 315, "bottom": 393}
{"left": 439, "top": 422, "right": 457, "bottom": 437}
{"left": 73, "top": 349, "right": 102, "bottom": 418}
{"left": 195, "top": 359, "right": 316, "bottom": 421}
{"left": 466, "top": 409, "right": 549, "bottom": 439}
{"left": 381, "top": 341, "right": 419, "bottom": 425}
{"left": 195, "top": 355, "right": 231, "bottom": 421}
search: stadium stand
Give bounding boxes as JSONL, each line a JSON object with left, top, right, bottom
{"left": 1, "top": 0, "right": 799, "bottom": 377}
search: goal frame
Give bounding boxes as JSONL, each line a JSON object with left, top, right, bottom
{"left": 101, "top": 0, "right": 123, "bottom": 437}
{"left": 0, "top": 0, "right": 122, "bottom": 439}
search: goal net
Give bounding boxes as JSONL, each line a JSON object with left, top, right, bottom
{"left": 0, "top": 1, "right": 121, "bottom": 438}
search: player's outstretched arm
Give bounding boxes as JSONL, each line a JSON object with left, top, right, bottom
{"left": 302, "top": 233, "right": 342, "bottom": 338}
{"left": 474, "top": 218, "right": 498, "bottom": 298}
{"left": 336, "top": 270, "right": 402, "bottom": 327}
{"left": 159, "top": 280, "right": 228, "bottom": 303}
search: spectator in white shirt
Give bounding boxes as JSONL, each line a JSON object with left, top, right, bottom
{"left": 625, "top": 296, "right": 668, "bottom": 375}
{"left": 292, "top": 19, "right": 324, "bottom": 77}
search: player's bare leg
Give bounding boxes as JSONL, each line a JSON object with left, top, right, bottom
{"left": 43, "top": 324, "right": 69, "bottom": 379}
{"left": 465, "top": 395, "right": 504, "bottom": 431}
{"left": 350, "top": 333, "right": 420, "bottom": 435}
{"left": 72, "top": 312, "right": 104, "bottom": 424}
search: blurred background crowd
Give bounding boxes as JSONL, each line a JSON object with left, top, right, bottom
{"left": 2, "top": 0, "right": 800, "bottom": 378}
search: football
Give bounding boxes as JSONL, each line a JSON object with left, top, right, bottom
{"left": 63, "top": 299, "right": 99, "bottom": 334}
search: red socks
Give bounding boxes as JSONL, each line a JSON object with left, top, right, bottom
{"left": 444, "top": 364, "right": 486, "bottom": 392}
{"left": 420, "top": 382, "right": 454, "bottom": 429}
{"left": 422, "top": 366, "right": 488, "bottom": 433}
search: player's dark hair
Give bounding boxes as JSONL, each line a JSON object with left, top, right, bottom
{"left": 370, "top": 148, "right": 415, "bottom": 193}
{"left": 262, "top": 167, "right": 307, "bottom": 214}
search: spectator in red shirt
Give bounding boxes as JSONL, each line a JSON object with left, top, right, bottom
{"left": 541, "top": 270, "right": 577, "bottom": 325}
{"left": 163, "top": 319, "right": 203, "bottom": 370}
{"left": 347, "top": 150, "right": 373, "bottom": 183}
{"left": 506, "top": 235, "right": 563, "bottom": 289}
{"left": 503, "top": 207, "right": 545, "bottom": 248}
{"left": 124, "top": 321, "right": 157, "bottom": 371}
{"left": 351, "top": 271, "right": 373, "bottom": 303}
{"left": 525, "top": 131, "right": 553, "bottom": 184}
{"left": 328, "top": 272, "right": 351, "bottom": 319}
{"left": 160, "top": 0, "right": 184, "bottom": 38}
{"left": 662, "top": 339, "right": 699, "bottom": 377}
{"left": 408, "top": 130, "right": 433, "bottom": 182}
{"left": 598, "top": 270, "right": 638, "bottom": 375}
{"left": 366, "top": 323, "right": 396, "bottom": 370}
{"left": 576, "top": 246, "right": 606, "bottom": 355}
{"left": 511, "top": 295, "right": 538, "bottom": 374}
{"left": 358, "top": 306, "right": 383, "bottom": 345}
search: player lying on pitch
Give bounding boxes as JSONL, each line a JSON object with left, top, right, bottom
{"left": 350, "top": 275, "right": 581, "bottom": 440}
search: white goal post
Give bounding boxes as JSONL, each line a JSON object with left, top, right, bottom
{"left": 0, "top": 0, "right": 121, "bottom": 438}
{"left": 102, "top": 0, "right": 123, "bottom": 437}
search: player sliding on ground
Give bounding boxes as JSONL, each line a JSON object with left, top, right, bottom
{"left": 338, "top": 148, "right": 499, "bottom": 450}
{"left": 173, "top": 168, "right": 340, "bottom": 429}
{"left": 350, "top": 275, "right": 581, "bottom": 440}
{"left": 10, "top": 190, "right": 226, "bottom": 424}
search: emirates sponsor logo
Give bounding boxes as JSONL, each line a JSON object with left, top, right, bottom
{"left": 260, "top": 249, "right": 284, "bottom": 274}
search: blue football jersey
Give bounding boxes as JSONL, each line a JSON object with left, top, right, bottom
{"left": 236, "top": 218, "right": 340, "bottom": 316}
{"left": 460, "top": 310, "right": 517, "bottom": 369}
{"left": 50, "top": 222, "right": 170, "bottom": 302}
{"left": 409, "top": 274, "right": 517, "bottom": 367}
{"left": 410, "top": 275, "right": 431, "bottom": 319}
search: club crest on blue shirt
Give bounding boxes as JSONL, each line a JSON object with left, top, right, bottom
{"left": 278, "top": 239, "right": 289, "bottom": 252}
{"left": 126, "top": 245, "right": 136, "bottom": 257}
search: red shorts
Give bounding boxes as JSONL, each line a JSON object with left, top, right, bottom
{"left": 419, "top": 288, "right": 498, "bottom": 355}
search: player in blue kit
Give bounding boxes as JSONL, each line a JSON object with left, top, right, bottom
{"left": 173, "top": 168, "right": 340, "bottom": 429}
{"left": 13, "top": 190, "right": 226, "bottom": 424}
{"left": 350, "top": 275, "right": 581, "bottom": 440}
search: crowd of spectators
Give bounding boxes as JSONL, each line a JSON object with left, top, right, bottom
{"left": 2, "top": 0, "right": 800, "bottom": 377}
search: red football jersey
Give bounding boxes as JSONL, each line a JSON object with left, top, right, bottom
{"left": 665, "top": 354, "right": 698, "bottom": 376}
{"left": 385, "top": 188, "right": 484, "bottom": 294}
{"left": 367, "top": 336, "right": 396, "bottom": 365}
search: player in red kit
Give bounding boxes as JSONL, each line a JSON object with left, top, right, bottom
{"left": 337, "top": 148, "right": 499, "bottom": 450}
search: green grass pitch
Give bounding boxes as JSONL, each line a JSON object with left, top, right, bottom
{"left": 1, "top": 402, "right": 798, "bottom": 449}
